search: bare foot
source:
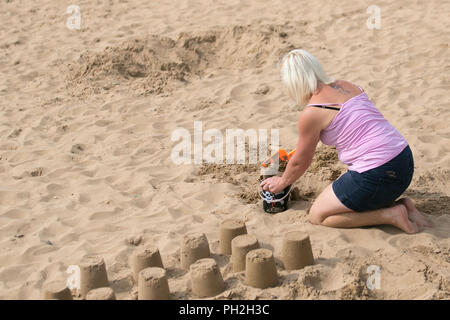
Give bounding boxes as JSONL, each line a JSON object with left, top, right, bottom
{"left": 387, "top": 204, "right": 420, "bottom": 234}
{"left": 398, "top": 197, "right": 431, "bottom": 229}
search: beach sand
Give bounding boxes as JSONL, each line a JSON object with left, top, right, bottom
{"left": 0, "top": 0, "right": 448, "bottom": 299}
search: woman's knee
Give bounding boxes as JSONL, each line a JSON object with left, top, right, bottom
{"left": 308, "top": 204, "right": 325, "bottom": 225}
{"left": 309, "top": 197, "right": 351, "bottom": 225}
{"left": 308, "top": 183, "right": 351, "bottom": 225}
{"left": 309, "top": 214, "right": 323, "bottom": 225}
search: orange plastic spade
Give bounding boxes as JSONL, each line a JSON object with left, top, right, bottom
{"left": 261, "top": 148, "right": 296, "bottom": 168}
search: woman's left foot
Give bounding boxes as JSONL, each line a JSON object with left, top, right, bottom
{"left": 387, "top": 204, "right": 420, "bottom": 234}
{"left": 398, "top": 197, "right": 432, "bottom": 229}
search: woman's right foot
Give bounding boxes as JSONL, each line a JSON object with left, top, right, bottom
{"left": 398, "top": 197, "right": 431, "bottom": 229}
{"left": 386, "top": 204, "right": 420, "bottom": 234}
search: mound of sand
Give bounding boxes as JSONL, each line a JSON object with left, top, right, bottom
{"left": 66, "top": 24, "right": 295, "bottom": 97}
{"left": 195, "top": 144, "right": 345, "bottom": 205}
{"left": 195, "top": 162, "right": 261, "bottom": 204}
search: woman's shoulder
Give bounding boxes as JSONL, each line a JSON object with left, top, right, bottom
{"left": 299, "top": 104, "right": 334, "bottom": 131}
{"left": 333, "top": 80, "right": 362, "bottom": 94}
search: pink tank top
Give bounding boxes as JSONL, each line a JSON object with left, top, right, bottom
{"left": 307, "top": 86, "right": 408, "bottom": 173}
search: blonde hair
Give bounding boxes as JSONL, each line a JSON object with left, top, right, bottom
{"left": 281, "top": 49, "right": 334, "bottom": 107}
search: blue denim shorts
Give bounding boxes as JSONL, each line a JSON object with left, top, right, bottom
{"left": 332, "top": 145, "right": 414, "bottom": 212}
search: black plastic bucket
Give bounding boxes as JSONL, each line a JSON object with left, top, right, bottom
{"left": 259, "top": 177, "right": 292, "bottom": 214}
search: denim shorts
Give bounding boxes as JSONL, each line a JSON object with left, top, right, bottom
{"left": 332, "top": 145, "right": 414, "bottom": 212}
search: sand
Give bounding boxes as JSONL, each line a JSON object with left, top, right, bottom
{"left": 0, "top": 0, "right": 449, "bottom": 300}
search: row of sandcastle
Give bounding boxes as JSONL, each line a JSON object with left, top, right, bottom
{"left": 41, "top": 219, "right": 315, "bottom": 300}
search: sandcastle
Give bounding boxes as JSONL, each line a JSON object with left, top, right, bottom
{"left": 190, "top": 258, "right": 224, "bottom": 297}
{"left": 43, "top": 223, "right": 315, "bottom": 300}
{"left": 86, "top": 287, "right": 116, "bottom": 300}
{"left": 282, "top": 231, "right": 314, "bottom": 270}
{"left": 219, "top": 219, "right": 247, "bottom": 255}
{"left": 79, "top": 255, "right": 110, "bottom": 299}
{"left": 231, "top": 234, "right": 259, "bottom": 272}
{"left": 245, "top": 248, "right": 278, "bottom": 289}
{"left": 41, "top": 280, "right": 73, "bottom": 300}
{"left": 130, "top": 244, "right": 164, "bottom": 282}
{"left": 138, "top": 267, "right": 170, "bottom": 300}
{"left": 180, "top": 232, "right": 210, "bottom": 269}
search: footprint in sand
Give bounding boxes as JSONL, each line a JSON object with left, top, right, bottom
{"left": 229, "top": 82, "right": 251, "bottom": 101}
{"left": 89, "top": 207, "right": 123, "bottom": 220}
{"left": 70, "top": 143, "right": 85, "bottom": 154}
{"left": 368, "top": 80, "right": 384, "bottom": 89}
{"left": 2, "top": 208, "right": 27, "bottom": 219}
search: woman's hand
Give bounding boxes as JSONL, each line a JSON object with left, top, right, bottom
{"left": 260, "top": 176, "right": 287, "bottom": 194}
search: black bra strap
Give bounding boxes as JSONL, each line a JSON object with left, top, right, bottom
{"left": 310, "top": 105, "right": 341, "bottom": 111}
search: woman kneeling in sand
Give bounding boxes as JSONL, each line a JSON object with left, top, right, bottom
{"left": 260, "top": 49, "right": 430, "bottom": 234}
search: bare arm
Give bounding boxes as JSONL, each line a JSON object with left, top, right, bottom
{"left": 280, "top": 109, "right": 321, "bottom": 186}
{"left": 261, "top": 109, "right": 321, "bottom": 193}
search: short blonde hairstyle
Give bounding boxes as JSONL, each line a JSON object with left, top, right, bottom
{"left": 281, "top": 49, "right": 334, "bottom": 107}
